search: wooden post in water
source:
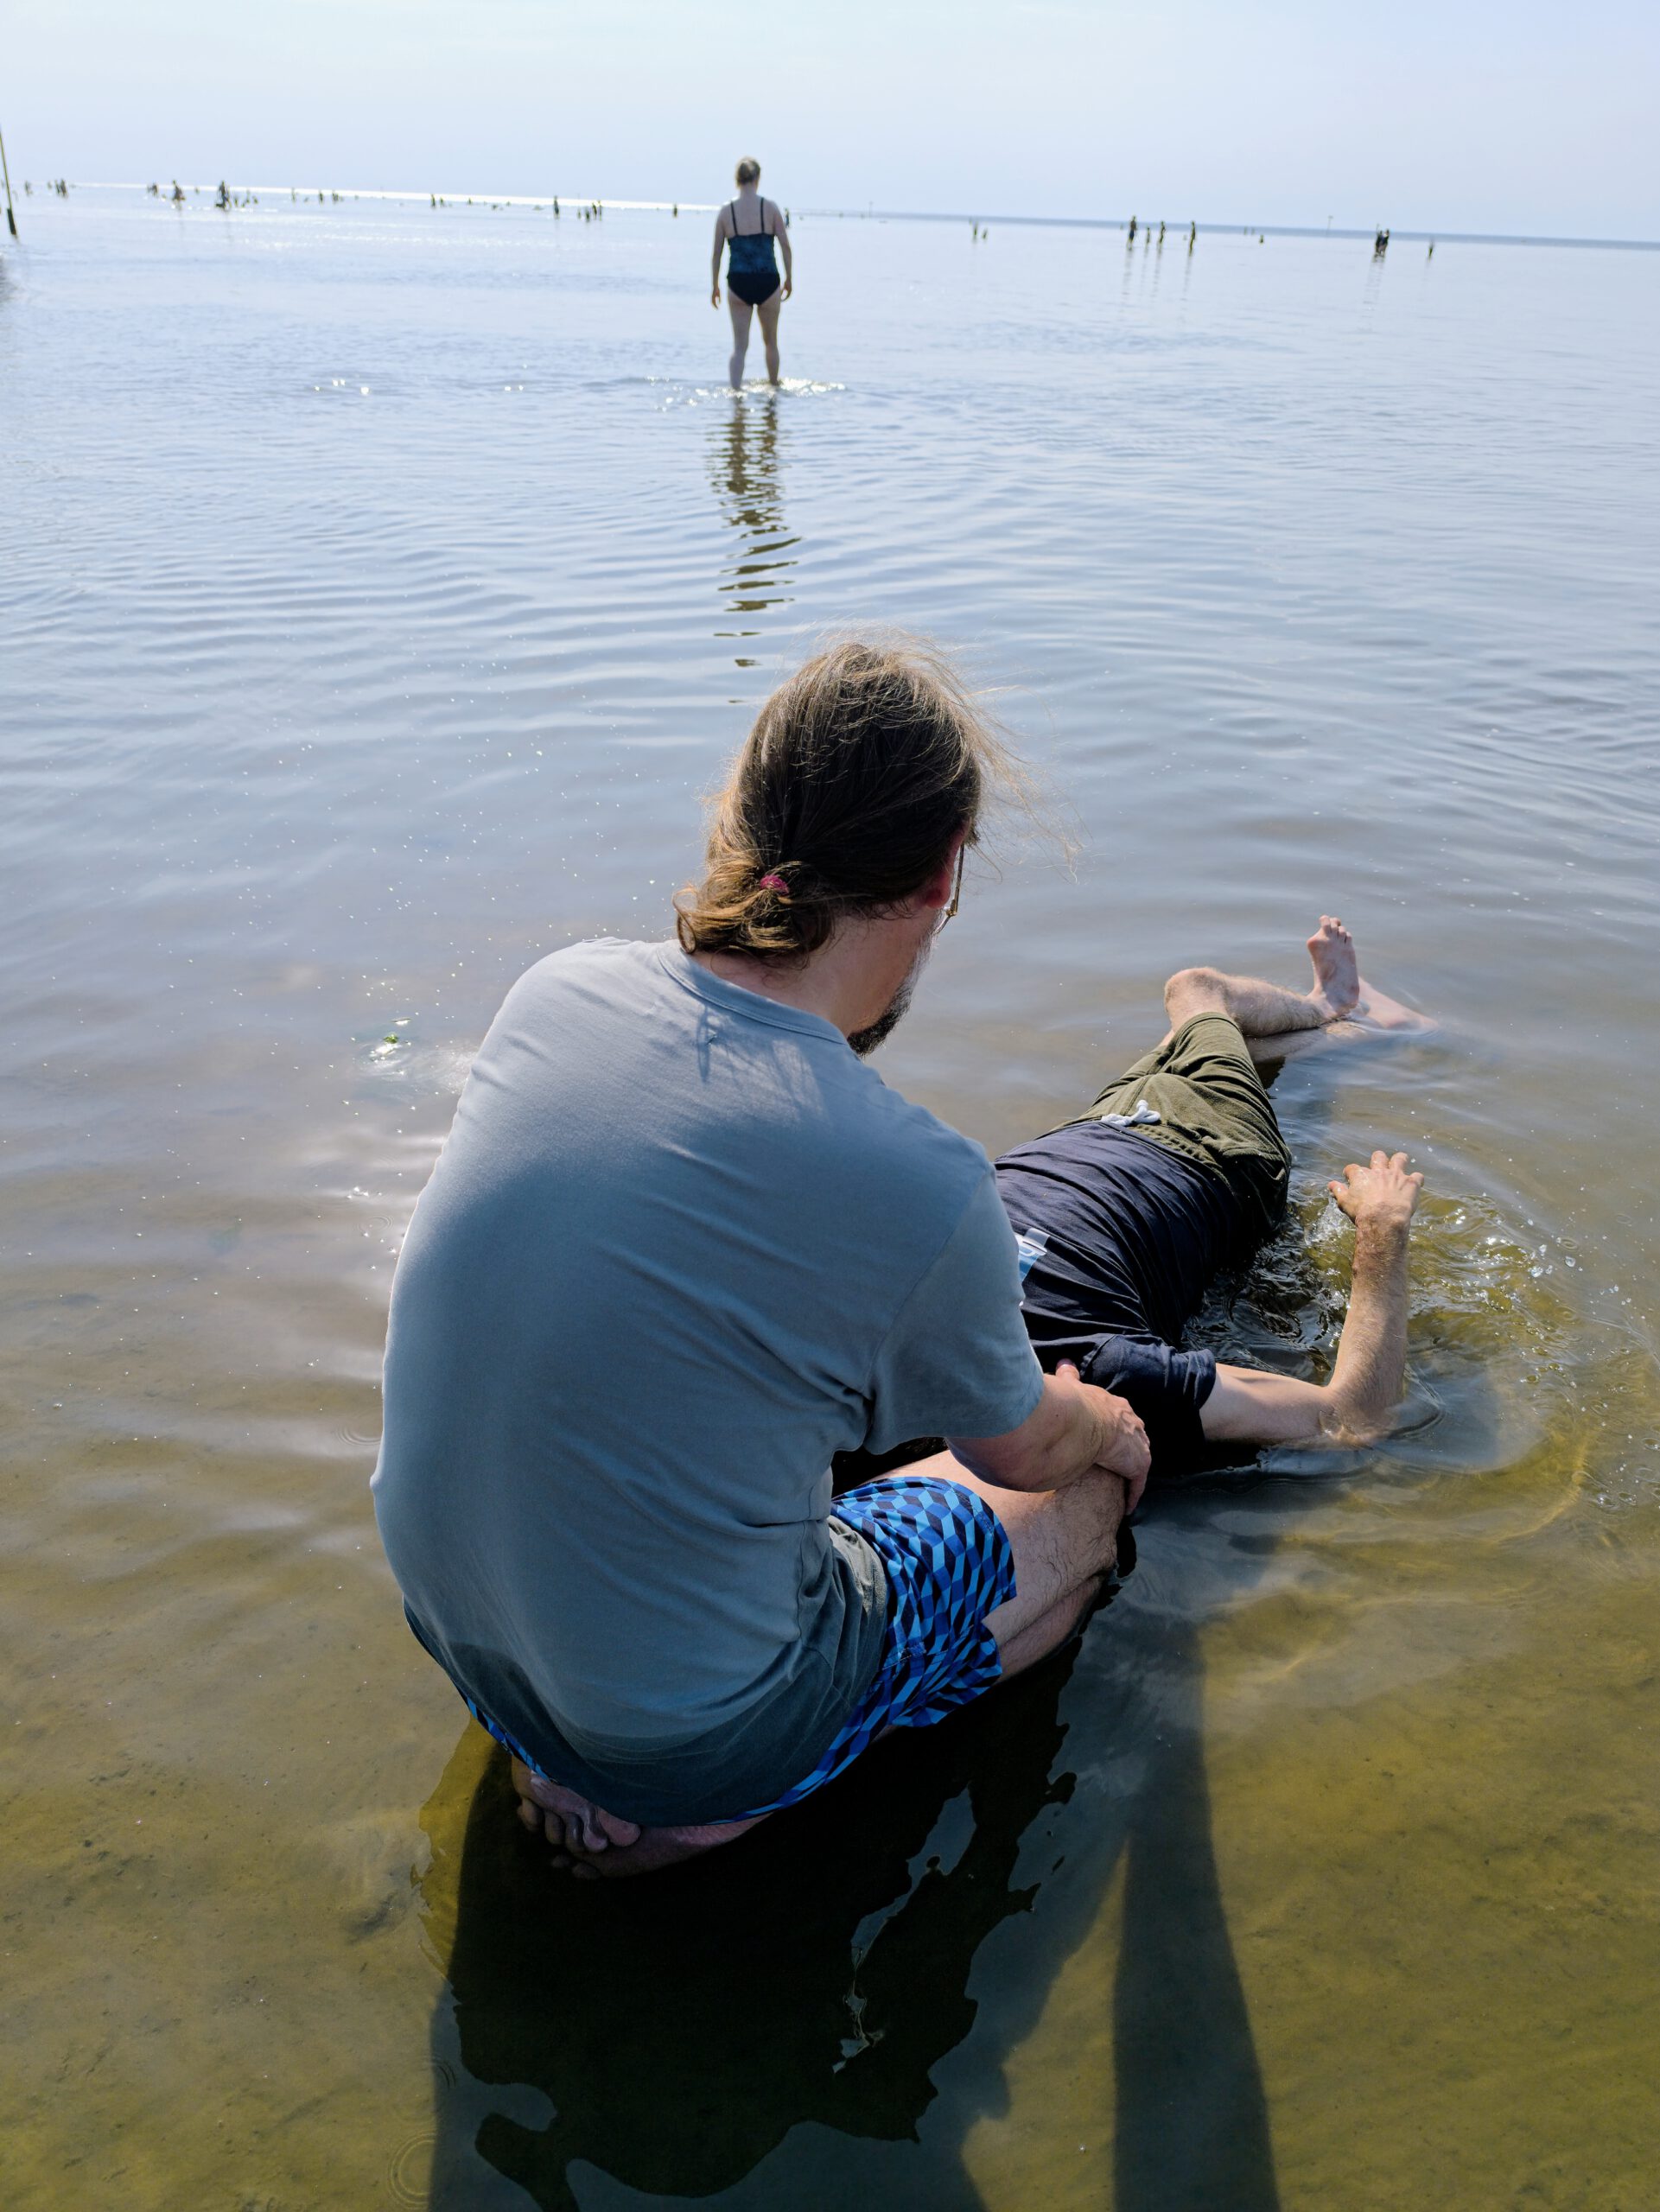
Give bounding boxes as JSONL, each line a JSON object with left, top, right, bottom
{"left": 0, "top": 119, "right": 18, "bottom": 238}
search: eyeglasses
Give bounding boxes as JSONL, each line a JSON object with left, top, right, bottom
{"left": 938, "top": 845, "right": 966, "bottom": 930}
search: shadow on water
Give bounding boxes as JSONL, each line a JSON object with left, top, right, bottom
{"left": 709, "top": 396, "right": 798, "bottom": 664}
{"left": 1103, "top": 1608, "right": 1280, "bottom": 2212}
{"left": 415, "top": 1566, "right": 1284, "bottom": 2212}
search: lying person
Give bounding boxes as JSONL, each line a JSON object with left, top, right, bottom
{"left": 997, "top": 917, "right": 1429, "bottom": 1476}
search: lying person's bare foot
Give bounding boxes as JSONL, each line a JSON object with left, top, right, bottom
{"left": 1306, "top": 915, "right": 1361, "bottom": 1021}
{"left": 510, "top": 1756, "right": 766, "bottom": 1880}
{"left": 1345, "top": 977, "right": 1437, "bottom": 1033}
{"left": 1243, "top": 929, "right": 1434, "bottom": 1066}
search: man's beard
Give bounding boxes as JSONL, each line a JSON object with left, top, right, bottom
{"left": 849, "top": 940, "right": 932, "bottom": 1058}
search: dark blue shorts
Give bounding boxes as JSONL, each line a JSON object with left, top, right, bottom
{"left": 469, "top": 1471, "right": 1016, "bottom": 1823}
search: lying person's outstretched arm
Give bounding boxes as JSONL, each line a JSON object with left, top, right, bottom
{"left": 951, "top": 1361, "right": 1151, "bottom": 1508}
{"left": 1200, "top": 1150, "right": 1425, "bottom": 1448}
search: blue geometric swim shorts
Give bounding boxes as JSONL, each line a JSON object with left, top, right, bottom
{"left": 729, "top": 1470, "right": 1018, "bottom": 1818}
{"left": 467, "top": 1471, "right": 1017, "bottom": 1824}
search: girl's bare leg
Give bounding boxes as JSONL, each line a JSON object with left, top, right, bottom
{"left": 727, "top": 295, "right": 754, "bottom": 388}
{"left": 755, "top": 290, "right": 783, "bottom": 385}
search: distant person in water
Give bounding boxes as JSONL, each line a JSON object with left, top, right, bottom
{"left": 711, "top": 156, "right": 792, "bottom": 389}
{"left": 372, "top": 641, "right": 1431, "bottom": 1882}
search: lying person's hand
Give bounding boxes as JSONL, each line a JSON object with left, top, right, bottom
{"left": 1056, "top": 1360, "right": 1150, "bottom": 1509}
{"left": 1329, "top": 1149, "right": 1424, "bottom": 1230}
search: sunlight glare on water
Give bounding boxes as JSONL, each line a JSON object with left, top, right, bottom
{"left": 3, "top": 189, "right": 1659, "bottom": 2210}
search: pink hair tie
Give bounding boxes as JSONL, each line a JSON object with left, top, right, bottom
{"left": 759, "top": 872, "right": 788, "bottom": 894}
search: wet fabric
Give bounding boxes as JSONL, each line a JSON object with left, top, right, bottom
{"left": 1089, "top": 1010, "right": 1292, "bottom": 1237}
{"left": 469, "top": 1470, "right": 1018, "bottom": 1822}
{"left": 995, "top": 1013, "right": 1292, "bottom": 1471}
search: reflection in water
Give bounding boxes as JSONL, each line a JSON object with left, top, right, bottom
{"left": 417, "top": 1589, "right": 1283, "bottom": 2211}
{"left": 710, "top": 397, "right": 798, "bottom": 665}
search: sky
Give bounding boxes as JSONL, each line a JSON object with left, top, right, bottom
{"left": 7, "top": 0, "right": 1657, "bottom": 241}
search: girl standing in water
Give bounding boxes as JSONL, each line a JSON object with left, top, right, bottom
{"left": 711, "top": 158, "right": 792, "bottom": 390}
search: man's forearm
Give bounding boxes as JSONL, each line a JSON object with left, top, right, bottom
{"left": 950, "top": 1374, "right": 1103, "bottom": 1492}
{"left": 1204, "top": 1155, "right": 1422, "bottom": 1449}
{"left": 1018, "top": 1378, "right": 1114, "bottom": 1491}
{"left": 1325, "top": 1216, "right": 1412, "bottom": 1438}
{"left": 951, "top": 1365, "right": 1150, "bottom": 1500}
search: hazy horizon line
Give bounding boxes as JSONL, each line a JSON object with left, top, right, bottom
{"left": 29, "top": 181, "right": 1660, "bottom": 255}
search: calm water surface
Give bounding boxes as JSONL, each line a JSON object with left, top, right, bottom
{"left": 4, "top": 191, "right": 1659, "bottom": 2211}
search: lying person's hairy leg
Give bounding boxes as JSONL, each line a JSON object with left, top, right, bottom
{"left": 1163, "top": 915, "right": 1361, "bottom": 1040}
{"left": 1237, "top": 924, "right": 1435, "bottom": 1066}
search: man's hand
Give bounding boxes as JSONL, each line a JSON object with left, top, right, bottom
{"left": 1056, "top": 1360, "right": 1150, "bottom": 1509}
{"left": 949, "top": 1363, "right": 1148, "bottom": 1507}
{"left": 1330, "top": 1150, "right": 1423, "bottom": 1230}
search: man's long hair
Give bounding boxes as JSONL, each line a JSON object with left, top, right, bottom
{"left": 677, "top": 637, "right": 1030, "bottom": 964}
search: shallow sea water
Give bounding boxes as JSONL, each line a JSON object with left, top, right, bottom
{"left": 3, "top": 191, "right": 1659, "bottom": 2211}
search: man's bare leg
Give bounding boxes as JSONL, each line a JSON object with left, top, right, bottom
{"left": 935, "top": 1453, "right": 1125, "bottom": 1672}
{"left": 509, "top": 1454, "right": 1127, "bottom": 1879}
{"left": 992, "top": 1579, "right": 1105, "bottom": 1677}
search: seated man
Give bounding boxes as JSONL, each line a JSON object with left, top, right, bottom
{"left": 996, "top": 915, "right": 1429, "bottom": 1474}
{"left": 376, "top": 641, "right": 1152, "bottom": 1886}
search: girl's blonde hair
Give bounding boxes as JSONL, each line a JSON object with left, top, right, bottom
{"left": 735, "top": 158, "right": 761, "bottom": 186}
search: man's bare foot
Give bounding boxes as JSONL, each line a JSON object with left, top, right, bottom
{"left": 1306, "top": 915, "right": 1361, "bottom": 1021}
{"left": 510, "top": 1756, "right": 765, "bottom": 1881}
{"left": 512, "top": 1758, "right": 640, "bottom": 1861}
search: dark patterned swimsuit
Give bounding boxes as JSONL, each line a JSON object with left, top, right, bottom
{"left": 726, "top": 199, "right": 781, "bottom": 307}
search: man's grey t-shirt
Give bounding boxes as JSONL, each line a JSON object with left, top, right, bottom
{"left": 372, "top": 939, "right": 1043, "bottom": 1823}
